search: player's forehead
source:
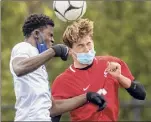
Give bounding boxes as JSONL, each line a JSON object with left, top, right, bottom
{"left": 42, "top": 25, "right": 54, "bottom": 34}
{"left": 76, "top": 35, "right": 93, "bottom": 45}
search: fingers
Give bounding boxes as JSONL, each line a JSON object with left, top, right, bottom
{"left": 97, "top": 102, "right": 107, "bottom": 111}
{"left": 60, "top": 45, "right": 69, "bottom": 61}
{"left": 101, "top": 101, "right": 107, "bottom": 109}
{"left": 97, "top": 95, "right": 106, "bottom": 111}
{"left": 98, "top": 95, "right": 105, "bottom": 102}
{"left": 105, "top": 62, "right": 119, "bottom": 73}
{"left": 95, "top": 97, "right": 103, "bottom": 105}
{"left": 86, "top": 92, "right": 107, "bottom": 111}
{"left": 95, "top": 95, "right": 107, "bottom": 112}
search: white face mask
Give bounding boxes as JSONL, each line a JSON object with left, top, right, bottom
{"left": 73, "top": 48, "right": 96, "bottom": 65}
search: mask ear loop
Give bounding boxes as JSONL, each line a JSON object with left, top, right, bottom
{"left": 71, "top": 50, "right": 78, "bottom": 59}
{"left": 38, "top": 33, "right": 45, "bottom": 44}
{"left": 102, "top": 62, "right": 109, "bottom": 89}
{"left": 97, "top": 62, "right": 108, "bottom": 95}
{"left": 36, "top": 32, "right": 48, "bottom": 53}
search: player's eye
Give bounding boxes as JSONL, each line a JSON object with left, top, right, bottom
{"left": 87, "top": 42, "right": 91, "bottom": 45}
{"left": 49, "top": 33, "right": 53, "bottom": 37}
{"left": 78, "top": 44, "right": 83, "bottom": 47}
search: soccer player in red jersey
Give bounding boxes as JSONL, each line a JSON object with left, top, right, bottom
{"left": 51, "top": 19, "right": 146, "bottom": 122}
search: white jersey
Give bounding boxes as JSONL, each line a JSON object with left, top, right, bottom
{"left": 10, "top": 42, "right": 52, "bottom": 121}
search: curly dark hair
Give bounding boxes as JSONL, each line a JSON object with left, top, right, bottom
{"left": 22, "top": 14, "right": 54, "bottom": 37}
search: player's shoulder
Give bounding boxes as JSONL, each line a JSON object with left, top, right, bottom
{"left": 96, "top": 55, "right": 121, "bottom": 62}
{"left": 13, "top": 42, "right": 31, "bottom": 49}
{"left": 52, "top": 71, "right": 71, "bottom": 88}
{"left": 11, "top": 42, "right": 37, "bottom": 57}
{"left": 53, "top": 69, "right": 72, "bottom": 83}
{"left": 12, "top": 42, "right": 31, "bottom": 52}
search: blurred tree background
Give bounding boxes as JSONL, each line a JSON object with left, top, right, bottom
{"left": 1, "top": 0, "right": 151, "bottom": 121}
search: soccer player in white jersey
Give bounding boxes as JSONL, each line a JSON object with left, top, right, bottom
{"left": 10, "top": 14, "right": 107, "bottom": 121}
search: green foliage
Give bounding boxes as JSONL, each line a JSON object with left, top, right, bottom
{"left": 1, "top": 1, "right": 27, "bottom": 121}
{"left": 1, "top": 1, "right": 151, "bottom": 121}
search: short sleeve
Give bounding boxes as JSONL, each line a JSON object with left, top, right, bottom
{"left": 11, "top": 42, "right": 32, "bottom": 59}
{"left": 10, "top": 42, "right": 35, "bottom": 76}
{"left": 51, "top": 74, "right": 80, "bottom": 100}
{"left": 101, "top": 56, "right": 135, "bottom": 81}
{"left": 120, "top": 59, "right": 135, "bottom": 81}
{"left": 107, "top": 56, "right": 135, "bottom": 81}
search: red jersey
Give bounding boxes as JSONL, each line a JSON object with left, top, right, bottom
{"left": 51, "top": 56, "right": 134, "bottom": 121}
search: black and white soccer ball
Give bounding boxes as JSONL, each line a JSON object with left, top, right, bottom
{"left": 53, "top": 1, "right": 87, "bottom": 22}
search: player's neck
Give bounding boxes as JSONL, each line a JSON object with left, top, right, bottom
{"left": 73, "top": 61, "right": 89, "bottom": 69}
{"left": 24, "top": 37, "right": 37, "bottom": 48}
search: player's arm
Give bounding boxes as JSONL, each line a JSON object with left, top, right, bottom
{"left": 117, "top": 75, "right": 146, "bottom": 100}
{"left": 116, "top": 74, "right": 131, "bottom": 88}
{"left": 106, "top": 60, "right": 146, "bottom": 100}
{"left": 106, "top": 61, "right": 132, "bottom": 88}
{"left": 50, "top": 94, "right": 86, "bottom": 117}
{"left": 50, "top": 92, "right": 106, "bottom": 117}
{"left": 117, "top": 60, "right": 146, "bottom": 100}
{"left": 12, "top": 45, "right": 68, "bottom": 76}
{"left": 125, "top": 80, "right": 146, "bottom": 100}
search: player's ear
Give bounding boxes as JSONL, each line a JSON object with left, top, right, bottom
{"left": 68, "top": 48, "right": 72, "bottom": 56}
{"left": 32, "top": 29, "right": 40, "bottom": 39}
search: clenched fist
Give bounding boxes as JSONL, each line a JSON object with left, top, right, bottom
{"left": 51, "top": 44, "right": 69, "bottom": 61}
{"left": 86, "top": 92, "right": 107, "bottom": 111}
{"left": 105, "top": 62, "right": 121, "bottom": 79}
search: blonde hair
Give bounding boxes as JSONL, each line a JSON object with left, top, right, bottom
{"left": 63, "top": 18, "right": 93, "bottom": 47}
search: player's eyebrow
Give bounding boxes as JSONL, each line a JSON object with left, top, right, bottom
{"left": 87, "top": 42, "right": 91, "bottom": 44}
{"left": 77, "top": 43, "right": 84, "bottom": 47}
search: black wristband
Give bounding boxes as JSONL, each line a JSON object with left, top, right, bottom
{"left": 126, "top": 81, "right": 146, "bottom": 100}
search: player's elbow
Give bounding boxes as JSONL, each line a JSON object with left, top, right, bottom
{"left": 14, "top": 68, "right": 26, "bottom": 77}
{"left": 13, "top": 68, "right": 21, "bottom": 77}
{"left": 15, "top": 68, "right": 32, "bottom": 77}
{"left": 15, "top": 71, "right": 23, "bottom": 77}
{"left": 131, "top": 89, "right": 146, "bottom": 100}
{"left": 126, "top": 81, "right": 146, "bottom": 100}
{"left": 49, "top": 103, "right": 60, "bottom": 117}
{"left": 50, "top": 108, "right": 58, "bottom": 117}
{"left": 141, "top": 91, "right": 146, "bottom": 100}
{"left": 13, "top": 65, "right": 32, "bottom": 77}
{"left": 136, "top": 89, "right": 146, "bottom": 100}
{"left": 50, "top": 111, "right": 55, "bottom": 117}
{"left": 50, "top": 102, "right": 65, "bottom": 117}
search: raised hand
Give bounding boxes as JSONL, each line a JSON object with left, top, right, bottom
{"left": 105, "top": 62, "right": 121, "bottom": 79}
{"left": 51, "top": 44, "right": 69, "bottom": 61}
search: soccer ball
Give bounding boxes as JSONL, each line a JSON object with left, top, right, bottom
{"left": 53, "top": 1, "right": 87, "bottom": 22}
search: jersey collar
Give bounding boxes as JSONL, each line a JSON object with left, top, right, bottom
{"left": 69, "top": 57, "right": 97, "bottom": 73}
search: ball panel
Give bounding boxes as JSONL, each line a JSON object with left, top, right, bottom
{"left": 53, "top": 1, "right": 69, "bottom": 15}
{"left": 54, "top": 11, "right": 67, "bottom": 22}
{"left": 53, "top": 0, "right": 87, "bottom": 22}
{"left": 73, "top": 1, "right": 87, "bottom": 20}
{"left": 79, "top": 1, "right": 87, "bottom": 18}
{"left": 65, "top": 8, "right": 82, "bottom": 21}
{"left": 69, "top": 1, "right": 84, "bottom": 8}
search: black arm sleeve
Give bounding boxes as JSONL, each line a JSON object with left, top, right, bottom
{"left": 51, "top": 115, "right": 62, "bottom": 122}
{"left": 125, "top": 80, "right": 146, "bottom": 100}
